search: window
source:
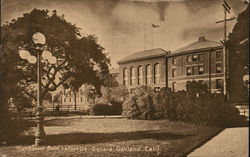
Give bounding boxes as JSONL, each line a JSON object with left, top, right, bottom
{"left": 123, "top": 68, "right": 128, "bottom": 86}
{"left": 216, "top": 50, "right": 222, "bottom": 59}
{"left": 186, "top": 66, "right": 192, "bottom": 76}
{"left": 216, "top": 79, "right": 223, "bottom": 89}
{"left": 172, "top": 58, "right": 177, "bottom": 65}
{"left": 172, "top": 82, "right": 176, "bottom": 91}
{"left": 69, "top": 98, "right": 71, "bottom": 102}
{"left": 172, "top": 68, "right": 176, "bottom": 77}
{"left": 138, "top": 66, "right": 143, "bottom": 85}
{"left": 216, "top": 62, "right": 222, "bottom": 73}
{"left": 193, "top": 66, "right": 198, "bottom": 75}
{"left": 130, "top": 67, "right": 136, "bottom": 86}
{"left": 154, "top": 63, "right": 160, "bottom": 84}
{"left": 64, "top": 98, "right": 66, "bottom": 103}
{"left": 198, "top": 54, "right": 204, "bottom": 61}
{"left": 192, "top": 54, "right": 198, "bottom": 62}
{"left": 81, "top": 97, "right": 83, "bottom": 102}
{"left": 187, "top": 55, "right": 192, "bottom": 62}
{"left": 146, "top": 65, "right": 152, "bottom": 85}
{"left": 198, "top": 65, "right": 204, "bottom": 74}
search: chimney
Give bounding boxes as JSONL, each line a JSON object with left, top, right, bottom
{"left": 198, "top": 36, "right": 206, "bottom": 41}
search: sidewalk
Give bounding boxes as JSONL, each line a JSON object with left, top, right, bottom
{"left": 188, "top": 127, "right": 249, "bottom": 157}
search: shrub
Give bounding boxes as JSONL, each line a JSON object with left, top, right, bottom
{"left": 90, "top": 100, "right": 122, "bottom": 115}
{"left": 122, "top": 86, "right": 155, "bottom": 120}
{"left": 122, "top": 82, "right": 248, "bottom": 127}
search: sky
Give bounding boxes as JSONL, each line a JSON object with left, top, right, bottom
{"left": 1, "top": 0, "right": 248, "bottom": 68}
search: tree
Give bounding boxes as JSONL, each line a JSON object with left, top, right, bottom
{"left": 0, "top": 9, "right": 110, "bottom": 108}
{"left": 186, "top": 80, "right": 208, "bottom": 96}
{"left": 227, "top": 5, "right": 249, "bottom": 103}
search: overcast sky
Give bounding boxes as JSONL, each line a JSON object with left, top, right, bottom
{"left": 1, "top": 0, "right": 247, "bottom": 68}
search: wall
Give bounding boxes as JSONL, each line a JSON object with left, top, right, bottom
{"left": 167, "top": 47, "right": 224, "bottom": 92}
{"left": 118, "top": 56, "right": 167, "bottom": 91}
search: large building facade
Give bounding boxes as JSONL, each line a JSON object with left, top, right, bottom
{"left": 118, "top": 36, "right": 225, "bottom": 93}
{"left": 167, "top": 36, "right": 224, "bottom": 92}
{"left": 117, "top": 48, "right": 170, "bottom": 92}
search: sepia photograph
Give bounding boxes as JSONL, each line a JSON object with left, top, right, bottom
{"left": 0, "top": 0, "right": 249, "bottom": 156}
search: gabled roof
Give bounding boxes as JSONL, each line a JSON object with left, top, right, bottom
{"left": 170, "top": 36, "right": 223, "bottom": 57}
{"left": 117, "top": 48, "right": 169, "bottom": 64}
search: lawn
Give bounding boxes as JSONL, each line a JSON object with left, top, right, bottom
{"left": 0, "top": 117, "right": 222, "bottom": 157}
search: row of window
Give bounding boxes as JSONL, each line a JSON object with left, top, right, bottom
{"left": 104, "top": 81, "right": 119, "bottom": 88}
{"left": 171, "top": 62, "right": 222, "bottom": 77}
{"left": 186, "top": 65, "right": 204, "bottom": 76}
{"left": 171, "top": 79, "right": 223, "bottom": 91}
{"left": 171, "top": 51, "right": 222, "bottom": 65}
{"left": 123, "top": 63, "right": 160, "bottom": 86}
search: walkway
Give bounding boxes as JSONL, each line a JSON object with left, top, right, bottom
{"left": 188, "top": 127, "right": 249, "bottom": 157}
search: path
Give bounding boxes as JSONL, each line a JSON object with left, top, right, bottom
{"left": 188, "top": 127, "right": 249, "bottom": 157}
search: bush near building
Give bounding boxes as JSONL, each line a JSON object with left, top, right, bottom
{"left": 89, "top": 101, "right": 122, "bottom": 115}
{"left": 122, "top": 83, "right": 247, "bottom": 127}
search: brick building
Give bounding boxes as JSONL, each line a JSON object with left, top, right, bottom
{"left": 167, "top": 36, "right": 224, "bottom": 92}
{"left": 117, "top": 48, "right": 170, "bottom": 92}
{"left": 117, "top": 36, "right": 225, "bottom": 93}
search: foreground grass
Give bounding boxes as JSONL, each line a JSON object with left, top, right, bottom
{"left": 0, "top": 117, "right": 222, "bottom": 157}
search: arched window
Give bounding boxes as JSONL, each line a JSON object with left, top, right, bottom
{"left": 146, "top": 64, "right": 151, "bottom": 85}
{"left": 130, "top": 67, "right": 136, "bottom": 86}
{"left": 123, "top": 68, "right": 128, "bottom": 86}
{"left": 138, "top": 66, "right": 143, "bottom": 85}
{"left": 154, "top": 63, "right": 160, "bottom": 84}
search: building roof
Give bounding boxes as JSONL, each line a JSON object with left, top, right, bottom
{"left": 170, "top": 36, "right": 223, "bottom": 57}
{"left": 117, "top": 48, "right": 169, "bottom": 64}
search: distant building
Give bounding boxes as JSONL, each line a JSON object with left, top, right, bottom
{"left": 103, "top": 68, "right": 119, "bottom": 88}
{"left": 59, "top": 69, "right": 119, "bottom": 111}
{"left": 60, "top": 85, "right": 91, "bottom": 111}
{"left": 117, "top": 36, "right": 224, "bottom": 93}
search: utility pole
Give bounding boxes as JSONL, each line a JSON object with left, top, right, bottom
{"left": 215, "top": 0, "right": 235, "bottom": 101}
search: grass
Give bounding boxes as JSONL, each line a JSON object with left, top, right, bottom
{"left": 0, "top": 117, "right": 222, "bottom": 157}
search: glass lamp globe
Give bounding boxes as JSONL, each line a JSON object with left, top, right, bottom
{"left": 42, "top": 51, "right": 52, "bottom": 60}
{"left": 27, "top": 56, "right": 37, "bottom": 64}
{"left": 32, "top": 32, "right": 46, "bottom": 45}
{"left": 19, "top": 49, "right": 31, "bottom": 60}
{"left": 48, "top": 56, "right": 57, "bottom": 64}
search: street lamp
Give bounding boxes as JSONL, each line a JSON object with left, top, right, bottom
{"left": 18, "top": 32, "right": 56, "bottom": 146}
{"left": 90, "top": 86, "right": 96, "bottom": 105}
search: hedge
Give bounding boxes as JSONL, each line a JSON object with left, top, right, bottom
{"left": 122, "top": 85, "right": 248, "bottom": 127}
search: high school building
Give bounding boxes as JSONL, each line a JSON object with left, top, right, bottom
{"left": 118, "top": 36, "right": 224, "bottom": 93}
{"left": 59, "top": 69, "right": 119, "bottom": 111}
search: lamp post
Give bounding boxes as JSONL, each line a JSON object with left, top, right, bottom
{"left": 18, "top": 32, "right": 57, "bottom": 146}
{"left": 90, "top": 86, "right": 96, "bottom": 105}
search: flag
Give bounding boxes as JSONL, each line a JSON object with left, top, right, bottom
{"left": 152, "top": 24, "right": 160, "bottom": 28}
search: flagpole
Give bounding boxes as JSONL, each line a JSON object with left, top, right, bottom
{"left": 144, "top": 22, "right": 146, "bottom": 50}
{"left": 151, "top": 25, "right": 153, "bottom": 49}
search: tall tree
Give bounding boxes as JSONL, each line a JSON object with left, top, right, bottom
{"left": 0, "top": 9, "right": 110, "bottom": 107}
{"left": 227, "top": 4, "right": 249, "bottom": 103}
